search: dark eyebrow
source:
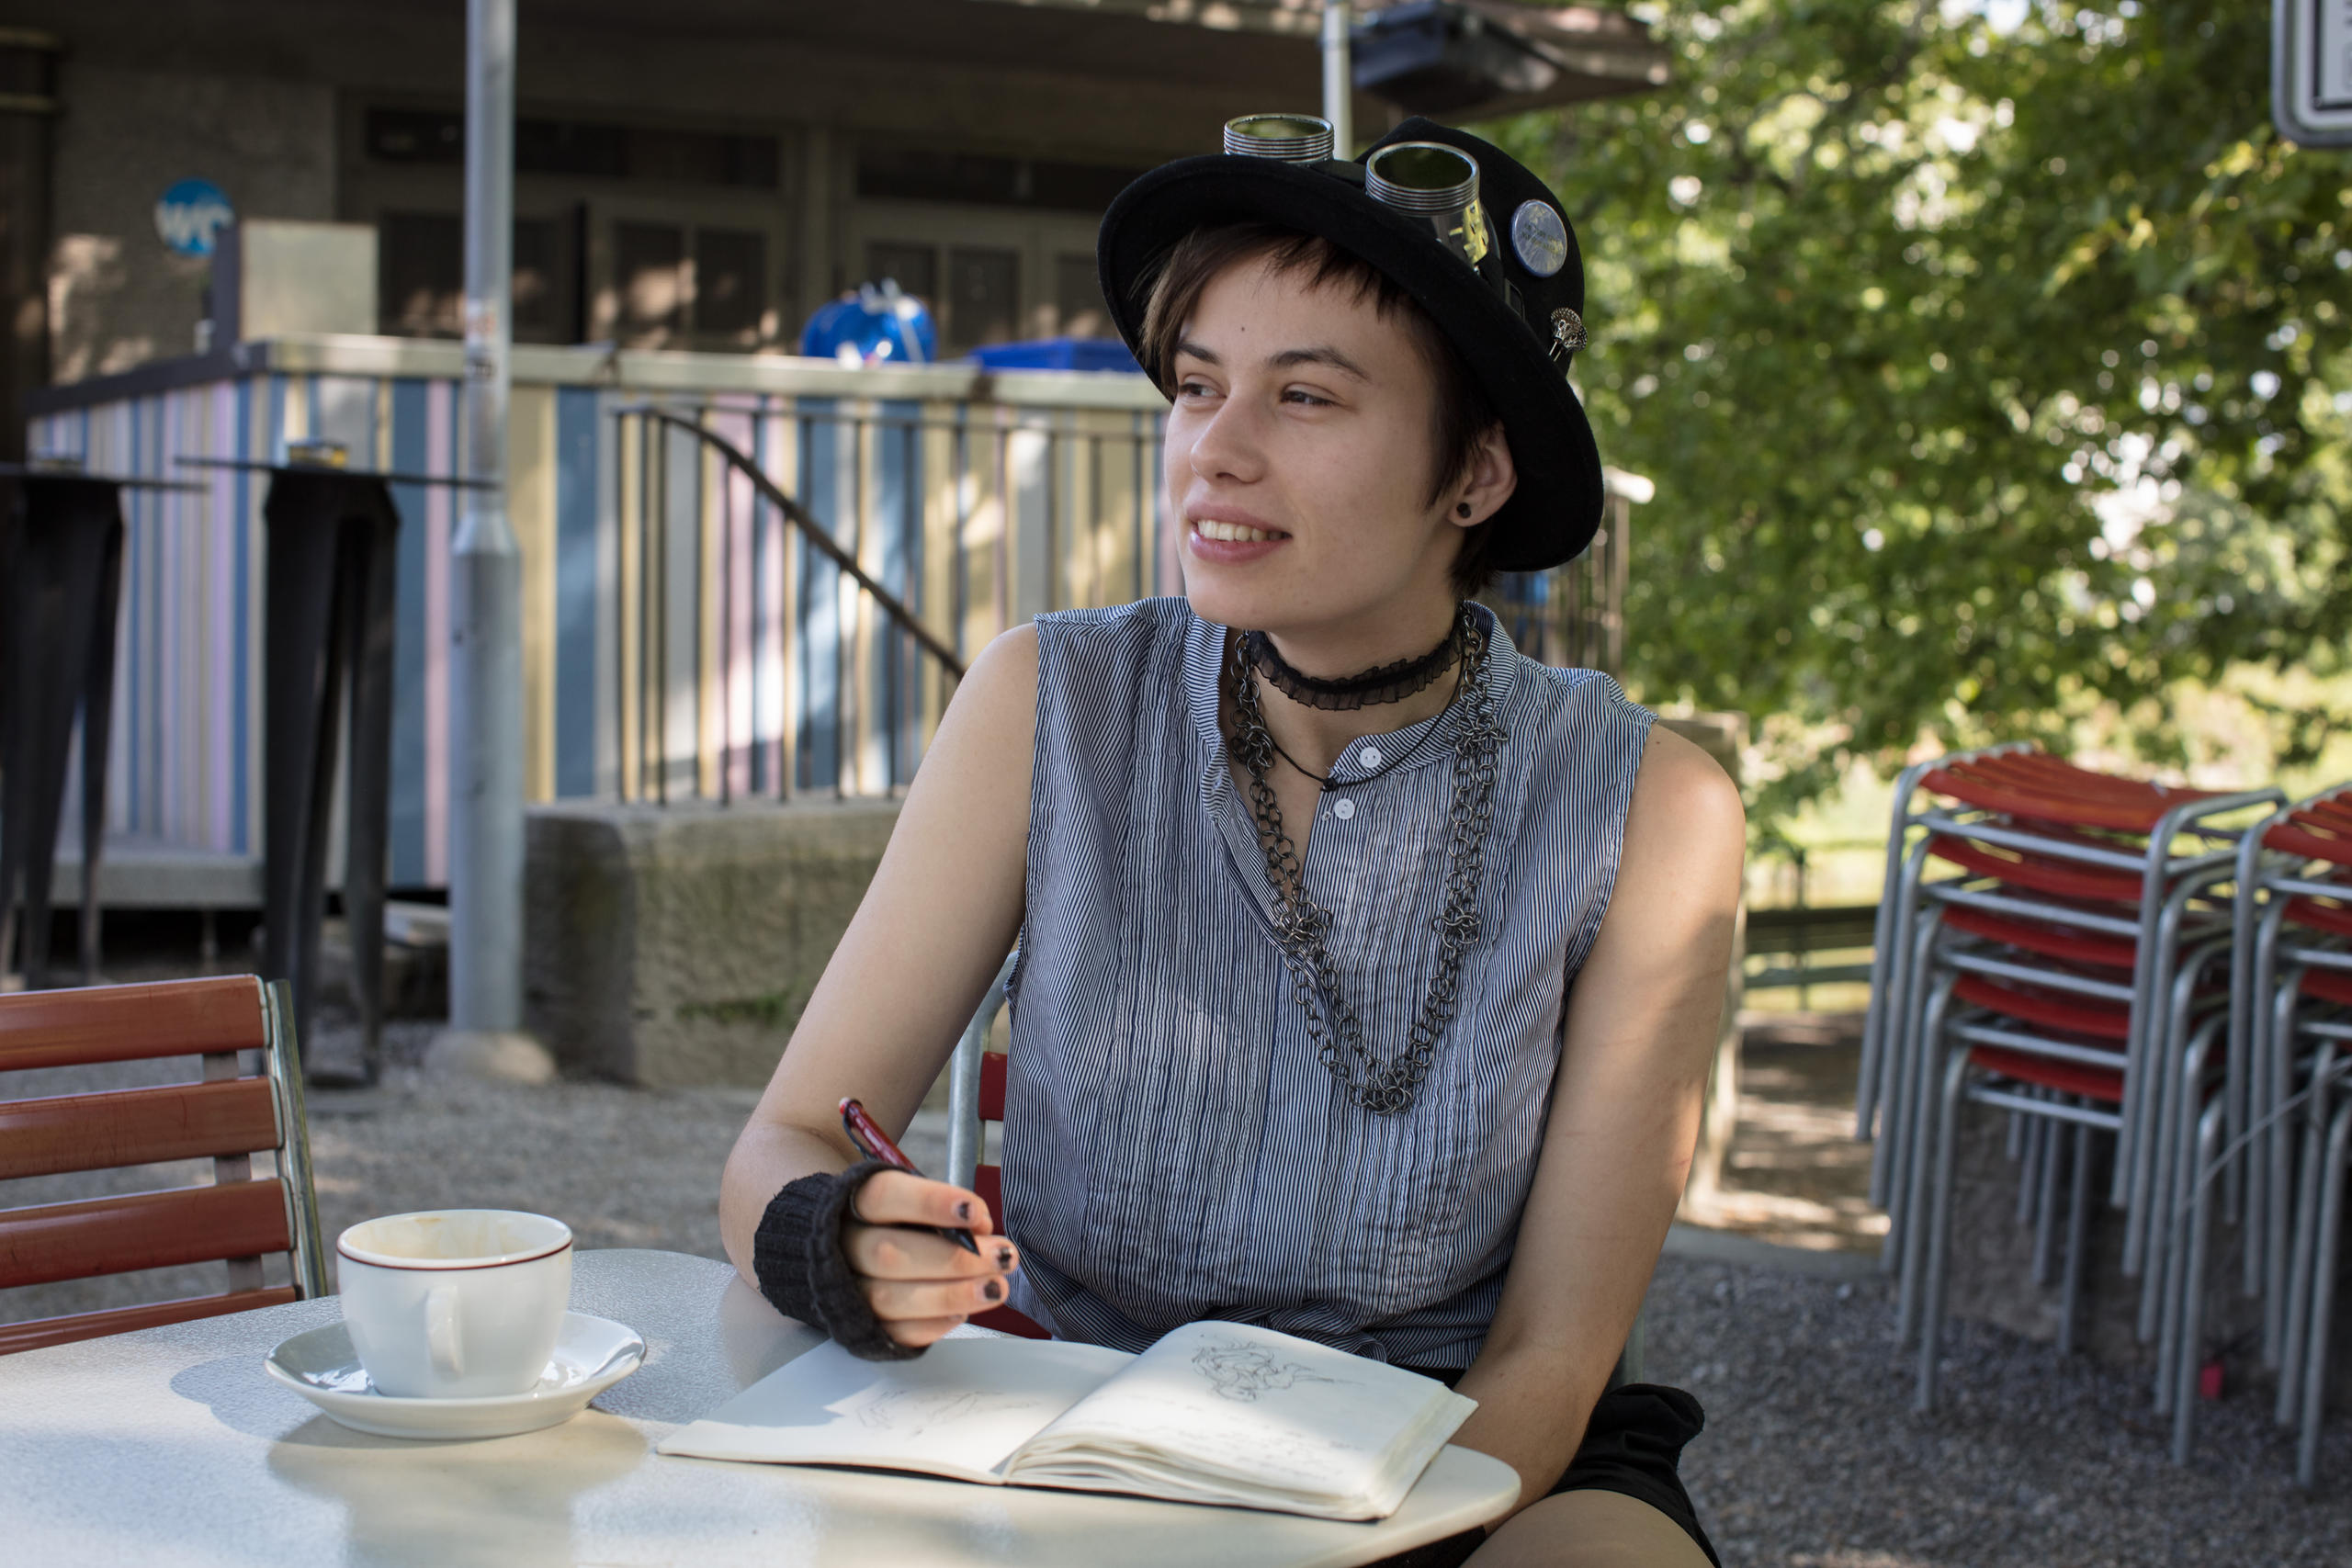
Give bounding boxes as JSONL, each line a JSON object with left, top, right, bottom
{"left": 1268, "top": 345, "right": 1371, "bottom": 380}
{"left": 1170, "top": 339, "right": 1369, "bottom": 382}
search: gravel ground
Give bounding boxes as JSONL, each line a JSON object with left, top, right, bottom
{"left": 9, "top": 1006, "right": 2352, "bottom": 1562}
{"left": 1653, "top": 1257, "right": 2352, "bottom": 1567}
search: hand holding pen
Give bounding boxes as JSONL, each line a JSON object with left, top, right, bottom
{"left": 837, "top": 1097, "right": 1020, "bottom": 1347}
{"left": 839, "top": 1097, "right": 981, "bottom": 1254}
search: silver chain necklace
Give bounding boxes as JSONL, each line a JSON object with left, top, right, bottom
{"left": 1227, "top": 605, "right": 1508, "bottom": 1115}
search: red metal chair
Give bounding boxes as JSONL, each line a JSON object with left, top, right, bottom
{"left": 944, "top": 958, "right": 1049, "bottom": 1339}
{"left": 0, "top": 976, "right": 328, "bottom": 1354}
{"left": 1865, "top": 750, "right": 2273, "bottom": 1304}
{"left": 2235, "top": 785, "right": 2352, "bottom": 1364}
{"left": 2262, "top": 962, "right": 2352, "bottom": 1487}
{"left": 1906, "top": 959, "right": 2230, "bottom": 1434}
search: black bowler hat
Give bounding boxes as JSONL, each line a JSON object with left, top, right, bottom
{"left": 1098, "top": 114, "right": 1600, "bottom": 573}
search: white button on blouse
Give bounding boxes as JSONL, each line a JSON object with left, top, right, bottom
{"left": 1358, "top": 747, "right": 1383, "bottom": 769}
{"left": 1331, "top": 797, "right": 1358, "bottom": 821}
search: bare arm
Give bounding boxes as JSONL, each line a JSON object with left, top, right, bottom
{"left": 1448, "top": 725, "right": 1745, "bottom": 1514}
{"left": 718, "top": 625, "right": 1040, "bottom": 1342}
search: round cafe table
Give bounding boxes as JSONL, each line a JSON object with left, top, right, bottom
{"left": 0, "top": 1248, "right": 1519, "bottom": 1566}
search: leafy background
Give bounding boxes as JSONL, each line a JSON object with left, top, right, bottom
{"left": 1482, "top": 2, "right": 2351, "bottom": 826}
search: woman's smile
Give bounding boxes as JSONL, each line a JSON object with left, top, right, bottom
{"left": 1187, "top": 502, "right": 1292, "bottom": 562}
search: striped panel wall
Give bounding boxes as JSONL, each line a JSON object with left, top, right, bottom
{"left": 31, "top": 372, "right": 1168, "bottom": 890}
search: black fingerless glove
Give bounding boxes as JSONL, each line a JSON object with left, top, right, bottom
{"left": 751, "top": 1160, "right": 926, "bottom": 1361}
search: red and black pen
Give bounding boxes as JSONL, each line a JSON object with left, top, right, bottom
{"left": 838, "top": 1097, "right": 983, "bottom": 1256}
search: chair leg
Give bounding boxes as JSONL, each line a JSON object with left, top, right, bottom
{"left": 1916, "top": 1048, "right": 1973, "bottom": 1413}
{"left": 2130, "top": 953, "right": 2211, "bottom": 1289}
{"left": 2131, "top": 1010, "right": 2184, "bottom": 1325}
{"left": 2171, "top": 1100, "right": 2226, "bottom": 1464}
{"left": 2265, "top": 980, "right": 2313, "bottom": 1368}
{"left": 2296, "top": 1099, "right": 2352, "bottom": 1491}
{"left": 2032, "top": 1100, "right": 2062, "bottom": 1288}
{"left": 1896, "top": 979, "right": 1956, "bottom": 1340}
{"left": 2154, "top": 1025, "right": 2221, "bottom": 1408}
{"left": 2278, "top": 1051, "right": 2335, "bottom": 1430}
{"left": 2249, "top": 902, "right": 2293, "bottom": 1312}
{"left": 1874, "top": 903, "right": 1943, "bottom": 1218}
{"left": 2018, "top": 1094, "right": 2044, "bottom": 1224}
{"left": 2143, "top": 1015, "right": 2218, "bottom": 1348}
{"left": 2059, "top": 1120, "right": 2092, "bottom": 1358}
{"left": 1859, "top": 824, "right": 1934, "bottom": 1140}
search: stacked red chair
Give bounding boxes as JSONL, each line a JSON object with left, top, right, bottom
{"left": 2233, "top": 785, "right": 2352, "bottom": 1485}
{"left": 1857, "top": 746, "right": 2280, "bottom": 1440}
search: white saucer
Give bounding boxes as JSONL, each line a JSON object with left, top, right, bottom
{"left": 264, "top": 1310, "right": 645, "bottom": 1439}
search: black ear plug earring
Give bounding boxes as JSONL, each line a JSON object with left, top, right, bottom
{"left": 1455, "top": 502, "right": 1473, "bottom": 518}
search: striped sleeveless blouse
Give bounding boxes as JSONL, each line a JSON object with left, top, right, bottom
{"left": 1001, "top": 597, "right": 1656, "bottom": 1370}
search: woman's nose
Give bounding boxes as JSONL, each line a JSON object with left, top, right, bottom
{"left": 1184, "top": 396, "right": 1266, "bottom": 485}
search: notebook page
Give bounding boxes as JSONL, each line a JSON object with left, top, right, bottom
{"left": 659, "top": 1337, "right": 1133, "bottom": 1484}
{"left": 1003, "top": 1321, "right": 1475, "bottom": 1517}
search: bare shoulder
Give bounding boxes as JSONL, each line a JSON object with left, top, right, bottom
{"left": 915, "top": 623, "right": 1040, "bottom": 790}
{"left": 1612, "top": 723, "right": 1745, "bottom": 918}
{"left": 954, "top": 621, "right": 1041, "bottom": 726}
{"left": 1627, "top": 724, "right": 1744, "bottom": 839}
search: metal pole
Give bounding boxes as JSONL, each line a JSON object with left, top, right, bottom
{"left": 435, "top": 0, "right": 545, "bottom": 1079}
{"left": 1321, "top": 1, "right": 1352, "bottom": 156}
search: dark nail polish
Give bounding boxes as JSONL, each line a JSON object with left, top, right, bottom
{"left": 997, "top": 1247, "right": 1015, "bottom": 1270}
{"left": 956, "top": 1201, "right": 975, "bottom": 1222}
{"left": 983, "top": 1279, "right": 1005, "bottom": 1303}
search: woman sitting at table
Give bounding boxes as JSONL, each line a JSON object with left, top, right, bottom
{"left": 719, "top": 118, "right": 1742, "bottom": 1568}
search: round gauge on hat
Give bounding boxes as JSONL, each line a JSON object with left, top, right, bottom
{"left": 1510, "top": 200, "right": 1569, "bottom": 277}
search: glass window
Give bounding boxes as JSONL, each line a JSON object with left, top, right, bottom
{"left": 378, "top": 211, "right": 572, "bottom": 343}
{"left": 616, "top": 221, "right": 687, "bottom": 341}
{"left": 695, "top": 228, "right": 768, "bottom": 342}
{"left": 379, "top": 211, "right": 462, "bottom": 337}
{"left": 945, "top": 247, "right": 1018, "bottom": 351}
{"left": 1056, "top": 253, "right": 1109, "bottom": 338}
{"left": 513, "top": 217, "right": 561, "bottom": 341}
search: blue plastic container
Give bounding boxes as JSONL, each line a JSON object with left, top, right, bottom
{"left": 965, "top": 337, "right": 1144, "bottom": 375}
{"left": 799, "top": 282, "right": 937, "bottom": 366}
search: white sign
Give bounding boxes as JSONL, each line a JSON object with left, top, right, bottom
{"left": 2276, "top": 0, "right": 2352, "bottom": 147}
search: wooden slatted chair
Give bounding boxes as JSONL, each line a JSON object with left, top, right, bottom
{"left": 0, "top": 975, "right": 328, "bottom": 1354}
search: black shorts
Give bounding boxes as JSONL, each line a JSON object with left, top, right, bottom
{"left": 1365, "top": 1381, "right": 1719, "bottom": 1568}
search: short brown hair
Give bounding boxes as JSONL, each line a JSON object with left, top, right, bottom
{"left": 1137, "top": 222, "right": 1502, "bottom": 596}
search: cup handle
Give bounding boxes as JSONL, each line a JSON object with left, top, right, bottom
{"left": 425, "top": 1285, "right": 465, "bottom": 1379}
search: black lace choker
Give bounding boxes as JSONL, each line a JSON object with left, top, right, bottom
{"left": 1241, "top": 611, "right": 1466, "bottom": 712}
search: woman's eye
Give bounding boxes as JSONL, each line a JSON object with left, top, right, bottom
{"left": 1283, "top": 388, "right": 1332, "bottom": 407}
{"left": 1176, "top": 379, "right": 1217, "bottom": 400}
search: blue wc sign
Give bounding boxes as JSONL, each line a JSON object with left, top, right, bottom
{"left": 153, "top": 178, "right": 235, "bottom": 257}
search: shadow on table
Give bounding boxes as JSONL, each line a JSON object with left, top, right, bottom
{"left": 266, "top": 1416, "right": 646, "bottom": 1568}
{"left": 167, "top": 1344, "right": 644, "bottom": 1568}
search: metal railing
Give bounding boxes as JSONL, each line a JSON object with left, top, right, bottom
{"left": 608, "top": 396, "right": 1165, "bottom": 803}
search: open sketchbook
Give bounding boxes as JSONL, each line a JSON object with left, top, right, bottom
{"left": 658, "top": 1319, "right": 1476, "bottom": 1520}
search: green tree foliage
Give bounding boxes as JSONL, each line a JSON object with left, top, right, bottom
{"left": 1488, "top": 3, "right": 2351, "bottom": 810}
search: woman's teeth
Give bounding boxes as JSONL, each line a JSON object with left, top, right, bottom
{"left": 1194, "top": 520, "right": 1284, "bottom": 543}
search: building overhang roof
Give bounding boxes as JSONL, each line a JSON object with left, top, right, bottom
{"left": 963, "top": 0, "right": 1668, "bottom": 117}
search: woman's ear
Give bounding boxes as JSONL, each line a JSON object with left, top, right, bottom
{"left": 1453, "top": 423, "right": 1518, "bottom": 529}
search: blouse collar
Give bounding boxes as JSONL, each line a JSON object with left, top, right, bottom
{"left": 1181, "top": 601, "right": 1522, "bottom": 776}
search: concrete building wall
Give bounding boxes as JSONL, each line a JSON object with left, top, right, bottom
{"left": 21, "top": 0, "right": 1336, "bottom": 383}
{"left": 49, "top": 62, "right": 334, "bottom": 381}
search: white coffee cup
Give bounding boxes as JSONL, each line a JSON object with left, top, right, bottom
{"left": 336, "top": 1210, "right": 573, "bottom": 1399}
